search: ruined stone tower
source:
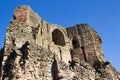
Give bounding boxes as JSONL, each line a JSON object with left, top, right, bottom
{"left": 0, "top": 5, "right": 120, "bottom": 80}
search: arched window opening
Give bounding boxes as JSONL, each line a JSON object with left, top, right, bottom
{"left": 72, "top": 38, "right": 80, "bottom": 48}
{"left": 52, "top": 29, "right": 65, "bottom": 46}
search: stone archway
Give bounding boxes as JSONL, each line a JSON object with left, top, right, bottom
{"left": 52, "top": 29, "right": 65, "bottom": 46}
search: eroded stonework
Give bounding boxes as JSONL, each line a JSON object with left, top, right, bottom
{"left": 0, "top": 5, "right": 120, "bottom": 80}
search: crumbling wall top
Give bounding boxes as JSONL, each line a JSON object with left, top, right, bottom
{"left": 13, "top": 5, "right": 42, "bottom": 27}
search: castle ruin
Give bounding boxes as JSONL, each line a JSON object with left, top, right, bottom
{"left": 0, "top": 5, "right": 119, "bottom": 80}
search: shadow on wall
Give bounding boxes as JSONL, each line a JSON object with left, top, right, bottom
{"left": 19, "top": 41, "right": 30, "bottom": 69}
{"left": 0, "top": 48, "right": 4, "bottom": 78}
{"left": 51, "top": 55, "right": 60, "bottom": 80}
{"left": 2, "top": 50, "right": 17, "bottom": 80}
{"left": 2, "top": 41, "right": 30, "bottom": 80}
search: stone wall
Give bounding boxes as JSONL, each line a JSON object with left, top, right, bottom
{"left": 0, "top": 5, "right": 120, "bottom": 80}
{"left": 66, "top": 24, "right": 105, "bottom": 66}
{"left": 7, "top": 5, "right": 105, "bottom": 66}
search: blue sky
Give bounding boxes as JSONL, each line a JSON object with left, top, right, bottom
{"left": 0, "top": 0, "right": 120, "bottom": 71}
